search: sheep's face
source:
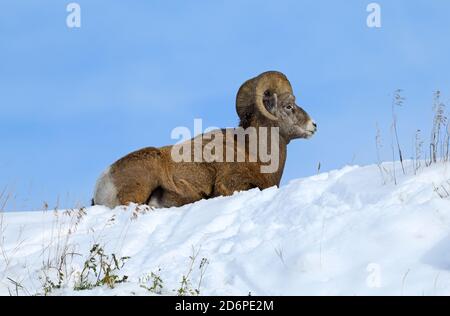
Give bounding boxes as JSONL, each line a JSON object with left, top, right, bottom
{"left": 263, "top": 92, "right": 317, "bottom": 140}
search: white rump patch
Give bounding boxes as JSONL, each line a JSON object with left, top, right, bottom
{"left": 93, "top": 166, "right": 119, "bottom": 208}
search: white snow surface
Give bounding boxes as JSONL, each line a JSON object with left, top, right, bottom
{"left": 1, "top": 162, "right": 450, "bottom": 296}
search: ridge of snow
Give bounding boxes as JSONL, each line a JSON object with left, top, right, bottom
{"left": 1, "top": 162, "right": 450, "bottom": 295}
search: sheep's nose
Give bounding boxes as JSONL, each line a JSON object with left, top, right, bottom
{"left": 312, "top": 122, "right": 317, "bottom": 130}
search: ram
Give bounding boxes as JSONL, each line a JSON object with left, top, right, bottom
{"left": 93, "top": 71, "right": 317, "bottom": 208}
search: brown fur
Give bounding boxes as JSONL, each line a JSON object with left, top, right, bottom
{"left": 93, "top": 71, "right": 316, "bottom": 208}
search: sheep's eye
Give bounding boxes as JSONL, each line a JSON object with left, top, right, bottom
{"left": 286, "top": 105, "right": 293, "bottom": 110}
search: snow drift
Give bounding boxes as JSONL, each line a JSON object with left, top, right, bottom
{"left": 1, "top": 162, "right": 450, "bottom": 296}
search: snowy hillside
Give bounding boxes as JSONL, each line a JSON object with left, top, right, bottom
{"left": 1, "top": 162, "right": 450, "bottom": 296}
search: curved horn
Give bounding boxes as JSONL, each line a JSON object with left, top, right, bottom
{"left": 236, "top": 71, "right": 293, "bottom": 122}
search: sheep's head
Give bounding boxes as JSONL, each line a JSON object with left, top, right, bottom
{"left": 236, "top": 71, "right": 317, "bottom": 141}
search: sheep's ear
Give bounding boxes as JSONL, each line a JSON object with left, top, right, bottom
{"left": 263, "top": 92, "right": 278, "bottom": 113}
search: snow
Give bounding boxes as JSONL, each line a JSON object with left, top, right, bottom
{"left": 1, "top": 162, "right": 450, "bottom": 296}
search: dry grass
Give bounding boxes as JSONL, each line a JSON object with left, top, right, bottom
{"left": 433, "top": 180, "right": 450, "bottom": 199}
{"left": 376, "top": 90, "right": 450, "bottom": 185}
{"left": 391, "top": 89, "right": 406, "bottom": 180}
{"left": 0, "top": 187, "right": 30, "bottom": 295}
{"left": 414, "top": 129, "right": 424, "bottom": 174}
{"left": 38, "top": 207, "right": 87, "bottom": 295}
{"left": 1, "top": 187, "right": 9, "bottom": 275}
{"left": 430, "top": 91, "right": 448, "bottom": 164}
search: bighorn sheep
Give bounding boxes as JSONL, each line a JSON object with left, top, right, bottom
{"left": 93, "top": 71, "right": 316, "bottom": 208}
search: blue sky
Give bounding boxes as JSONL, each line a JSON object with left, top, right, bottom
{"left": 1, "top": 1, "right": 450, "bottom": 211}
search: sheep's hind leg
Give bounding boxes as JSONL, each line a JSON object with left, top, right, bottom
{"left": 115, "top": 178, "right": 156, "bottom": 207}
